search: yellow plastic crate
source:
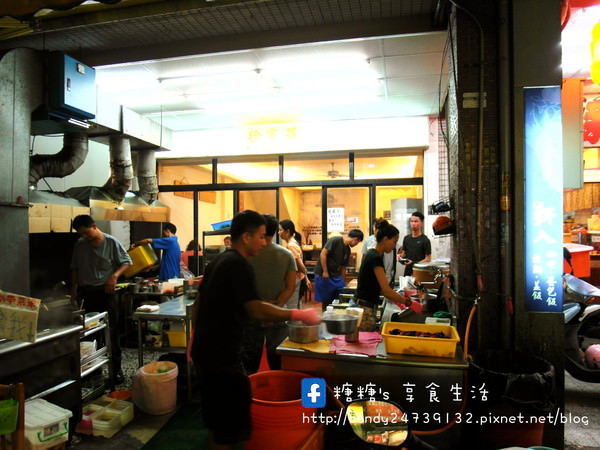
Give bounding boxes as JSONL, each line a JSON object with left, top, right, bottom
{"left": 381, "top": 322, "right": 460, "bottom": 358}
{"left": 124, "top": 244, "right": 158, "bottom": 278}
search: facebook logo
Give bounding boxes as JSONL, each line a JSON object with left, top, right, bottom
{"left": 301, "top": 378, "right": 326, "bottom": 408}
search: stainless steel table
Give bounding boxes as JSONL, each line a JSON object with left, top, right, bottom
{"left": 132, "top": 296, "right": 195, "bottom": 400}
{"left": 278, "top": 339, "right": 468, "bottom": 448}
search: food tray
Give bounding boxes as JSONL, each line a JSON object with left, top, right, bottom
{"left": 381, "top": 322, "right": 459, "bottom": 358}
{"left": 106, "top": 400, "right": 134, "bottom": 426}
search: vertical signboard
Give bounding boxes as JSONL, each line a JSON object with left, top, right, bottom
{"left": 524, "top": 87, "right": 563, "bottom": 312}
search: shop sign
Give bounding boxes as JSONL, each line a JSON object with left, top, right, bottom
{"left": 327, "top": 207, "right": 345, "bottom": 232}
{"left": 524, "top": 86, "right": 563, "bottom": 312}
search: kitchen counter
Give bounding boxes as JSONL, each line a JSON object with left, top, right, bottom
{"left": 0, "top": 324, "right": 83, "bottom": 429}
{"left": 277, "top": 336, "right": 467, "bottom": 446}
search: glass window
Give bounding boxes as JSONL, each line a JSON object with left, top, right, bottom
{"left": 239, "top": 190, "right": 277, "bottom": 216}
{"left": 325, "top": 187, "right": 369, "bottom": 268}
{"left": 218, "top": 155, "right": 279, "bottom": 183}
{"left": 284, "top": 153, "right": 349, "bottom": 182}
{"left": 354, "top": 151, "right": 423, "bottom": 179}
{"left": 158, "top": 160, "right": 212, "bottom": 185}
{"left": 279, "top": 187, "right": 322, "bottom": 251}
{"left": 375, "top": 186, "right": 424, "bottom": 238}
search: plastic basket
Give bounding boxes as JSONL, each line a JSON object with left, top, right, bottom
{"left": 381, "top": 322, "right": 459, "bottom": 358}
{"left": 0, "top": 398, "right": 18, "bottom": 434}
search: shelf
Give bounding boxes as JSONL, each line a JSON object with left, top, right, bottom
{"left": 27, "top": 379, "right": 78, "bottom": 401}
{"left": 80, "top": 347, "right": 108, "bottom": 367}
{"left": 81, "top": 356, "right": 109, "bottom": 378}
{"left": 82, "top": 381, "right": 111, "bottom": 404}
{"left": 82, "top": 323, "right": 107, "bottom": 338}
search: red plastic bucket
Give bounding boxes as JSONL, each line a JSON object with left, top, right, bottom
{"left": 246, "top": 370, "right": 318, "bottom": 450}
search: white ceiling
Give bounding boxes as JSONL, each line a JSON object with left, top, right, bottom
{"left": 95, "top": 31, "right": 449, "bottom": 132}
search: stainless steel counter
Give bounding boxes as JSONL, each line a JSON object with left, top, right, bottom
{"left": 0, "top": 324, "right": 82, "bottom": 356}
{"left": 277, "top": 337, "right": 467, "bottom": 445}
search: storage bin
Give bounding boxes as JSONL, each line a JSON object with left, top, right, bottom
{"left": 106, "top": 400, "right": 134, "bottom": 426}
{"left": 92, "top": 410, "right": 122, "bottom": 438}
{"left": 23, "top": 399, "right": 72, "bottom": 450}
{"left": 132, "top": 361, "right": 178, "bottom": 415}
{"left": 0, "top": 398, "right": 18, "bottom": 434}
{"left": 381, "top": 322, "right": 460, "bottom": 358}
{"left": 124, "top": 243, "right": 158, "bottom": 278}
{"left": 75, "top": 404, "right": 104, "bottom": 435}
{"left": 80, "top": 340, "right": 96, "bottom": 358}
{"left": 563, "top": 243, "right": 594, "bottom": 278}
{"left": 165, "top": 330, "right": 186, "bottom": 347}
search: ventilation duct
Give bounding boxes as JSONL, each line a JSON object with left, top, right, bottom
{"left": 101, "top": 135, "right": 133, "bottom": 203}
{"left": 136, "top": 149, "right": 159, "bottom": 204}
{"left": 29, "top": 132, "right": 88, "bottom": 187}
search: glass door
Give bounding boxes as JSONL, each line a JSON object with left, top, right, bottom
{"left": 325, "top": 187, "right": 369, "bottom": 269}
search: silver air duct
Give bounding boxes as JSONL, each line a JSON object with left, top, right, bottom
{"left": 29, "top": 132, "right": 88, "bottom": 187}
{"left": 101, "top": 135, "right": 133, "bottom": 203}
{"left": 136, "top": 149, "right": 159, "bottom": 204}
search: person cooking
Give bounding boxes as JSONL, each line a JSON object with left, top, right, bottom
{"left": 133, "top": 222, "right": 181, "bottom": 281}
{"left": 356, "top": 223, "right": 412, "bottom": 331}
{"left": 398, "top": 211, "right": 431, "bottom": 277}
{"left": 190, "top": 210, "right": 319, "bottom": 450}
{"left": 70, "top": 214, "right": 131, "bottom": 385}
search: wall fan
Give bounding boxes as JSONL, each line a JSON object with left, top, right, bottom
{"left": 327, "top": 162, "right": 348, "bottom": 179}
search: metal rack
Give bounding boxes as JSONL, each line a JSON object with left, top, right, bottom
{"left": 80, "top": 311, "right": 114, "bottom": 403}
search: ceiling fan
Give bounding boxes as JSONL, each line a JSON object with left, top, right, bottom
{"left": 326, "top": 162, "right": 348, "bottom": 179}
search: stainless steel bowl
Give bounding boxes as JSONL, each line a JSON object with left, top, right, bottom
{"left": 286, "top": 321, "right": 320, "bottom": 343}
{"left": 322, "top": 314, "right": 359, "bottom": 335}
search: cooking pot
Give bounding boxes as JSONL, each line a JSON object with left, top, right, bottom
{"left": 322, "top": 314, "right": 359, "bottom": 335}
{"left": 286, "top": 321, "right": 320, "bottom": 343}
{"left": 412, "top": 263, "right": 449, "bottom": 288}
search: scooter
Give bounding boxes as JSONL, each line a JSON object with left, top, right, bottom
{"left": 563, "top": 273, "right": 600, "bottom": 382}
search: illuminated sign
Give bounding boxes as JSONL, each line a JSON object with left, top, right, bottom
{"left": 524, "top": 87, "right": 563, "bottom": 312}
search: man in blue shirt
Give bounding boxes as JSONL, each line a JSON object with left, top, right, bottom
{"left": 136, "top": 222, "right": 181, "bottom": 280}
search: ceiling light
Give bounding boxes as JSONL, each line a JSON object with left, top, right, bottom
{"left": 367, "top": 164, "right": 375, "bottom": 168}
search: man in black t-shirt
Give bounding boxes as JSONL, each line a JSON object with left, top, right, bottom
{"left": 314, "top": 229, "right": 364, "bottom": 306}
{"left": 191, "top": 210, "right": 319, "bottom": 450}
{"left": 399, "top": 211, "right": 431, "bottom": 276}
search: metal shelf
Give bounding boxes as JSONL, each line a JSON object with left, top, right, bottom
{"left": 81, "top": 356, "right": 109, "bottom": 378}
{"left": 82, "top": 323, "right": 107, "bottom": 338}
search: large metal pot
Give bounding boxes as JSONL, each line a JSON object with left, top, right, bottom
{"left": 412, "top": 263, "right": 449, "bottom": 288}
{"left": 322, "top": 314, "right": 359, "bottom": 335}
{"left": 286, "top": 321, "right": 320, "bottom": 343}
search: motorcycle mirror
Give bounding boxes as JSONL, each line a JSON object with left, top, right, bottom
{"left": 346, "top": 400, "right": 409, "bottom": 447}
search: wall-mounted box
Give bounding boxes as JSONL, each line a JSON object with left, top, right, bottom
{"left": 48, "top": 52, "right": 96, "bottom": 121}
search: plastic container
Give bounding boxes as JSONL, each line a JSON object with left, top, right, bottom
{"left": 132, "top": 361, "right": 178, "bottom": 415}
{"left": 381, "top": 322, "right": 460, "bottom": 358}
{"left": 92, "top": 410, "right": 122, "bottom": 438}
{"left": 80, "top": 340, "right": 96, "bottom": 358}
{"left": 246, "top": 370, "right": 318, "bottom": 450}
{"left": 106, "top": 400, "right": 134, "bottom": 426}
{"left": 165, "top": 330, "right": 186, "bottom": 347}
{"left": 563, "top": 243, "right": 594, "bottom": 277}
{"left": 75, "top": 404, "right": 104, "bottom": 435}
{"left": 106, "top": 390, "right": 132, "bottom": 402}
{"left": 124, "top": 243, "right": 158, "bottom": 278}
{"left": 0, "top": 398, "right": 18, "bottom": 434}
{"left": 23, "top": 399, "right": 72, "bottom": 450}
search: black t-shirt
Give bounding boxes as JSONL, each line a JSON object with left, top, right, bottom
{"left": 191, "top": 249, "right": 259, "bottom": 373}
{"left": 314, "top": 236, "right": 350, "bottom": 277}
{"left": 356, "top": 249, "right": 385, "bottom": 306}
{"left": 402, "top": 234, "right": 431, "bottom": 276}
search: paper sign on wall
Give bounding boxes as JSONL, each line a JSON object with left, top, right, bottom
{"left": 327, "top": 208, "right": 345, "bottom": 232}
{"left": 0, "top": 291, "right": 41, "bottom": 342}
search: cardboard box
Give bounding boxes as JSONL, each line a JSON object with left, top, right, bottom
{"left": 72, "top": 206, "right": 91, "bottom": 218}
{"left": 29, "top": 217, "right": 51, "bottom": 233}
{"left": 29, "top": 203, "right": 50, "bottom": 217}
{"left": 50, "top": 217, "right": 71, "bottom": 233}
{"left": 50, "top": 204, "right": 71, "bottom": 219}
